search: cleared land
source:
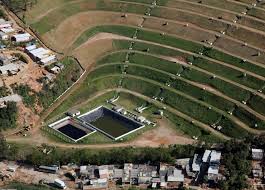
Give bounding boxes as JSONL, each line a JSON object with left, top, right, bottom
{"left": 5, "top": 0, "right": 265, "bottom": 146}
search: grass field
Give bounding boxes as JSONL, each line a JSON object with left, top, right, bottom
{"left": 10, "top": 0, "right": 265, "bottom": 144}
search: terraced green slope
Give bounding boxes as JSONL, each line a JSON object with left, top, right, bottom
{"left": 12, "top": 0, "right": 265, "bottom": 142}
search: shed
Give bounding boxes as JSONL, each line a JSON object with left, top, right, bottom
{"left": 67, "top": 109, "right": 80, "bottom": 117}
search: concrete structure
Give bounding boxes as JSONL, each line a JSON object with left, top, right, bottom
{"left": 78, "top": 106, "right": 145, "bottom": 140}
{"left": 48, "top": 117, "right": 96, "bottom": 142}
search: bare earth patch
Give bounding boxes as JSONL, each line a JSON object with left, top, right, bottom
{"left": 43, "top": 11, "right": 143, "bottom": 52}
{"left": 72, "top": 33, "right": 129, "bottom": 68}
{"left": 131, "top": 118, "right": 195, "bottom": 146}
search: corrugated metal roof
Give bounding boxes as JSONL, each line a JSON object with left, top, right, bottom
{"left": 210, "top": 151, "right": 221, "bottom": 163}
{"left": 40, "top": 55, "right": 56, "bottom": 64}
{"left": 202, "top": 150, "right": 211, "bottom": 163}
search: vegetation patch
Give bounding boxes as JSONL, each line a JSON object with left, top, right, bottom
{"left": 0, "top": 102, "right": 18, "bottom": 131}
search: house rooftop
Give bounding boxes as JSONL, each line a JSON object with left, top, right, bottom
{"left": 252, "top": 148, "right": 264, "bottom": 160}
{"left": 210, "top": 151, "right": 221, "bottom": 163}
{"left": 192, "top": 154, "right": 201, "bottom": 172}
{"left": 202, "top": 150, "right": 212, "bottom": 163}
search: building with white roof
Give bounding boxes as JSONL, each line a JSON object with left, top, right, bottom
{"left": 0, "top": 63, "right": 20, "bottom": 75}
{"left": 1, "top": 27, "right": 15, "bottom": 34}
{"left": 28, "top": 47, "right": 56, "bottom": 64}
{"left": 210, "top": 151, "right": 221, "bottom": 164}
{"left": 12, "top": 33, "right": 31, "bottom": 42}
{"left": 167, "top": 167, "right": 184, "bottom": 182}
{"left": 252, "top": 148, "right": 264, "bottom": 160}
{"left": 25, "top": 44, "right": 37, "bottom": 51}
{"left": 202, "top": 150, "right": 212, "bottom": 163}
{"left": 0, "top": 19, "right": 12, "bottom": 28}
{"left": 192, "top": 154, "right": 201, "bottom": 172}
{"left": 98, "top": 165, "right": 109, "bottom": 179}
{"left": 208, "top": 165, "right": 220, "bottom": 181}
{"left": 40, "top": 55, "right": 56, "bottom": 65}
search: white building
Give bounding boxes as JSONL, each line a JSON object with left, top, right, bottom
{"left": 54, "top": 179, "right": 66, "bottom": 189}
{"left": 252, "top": 149, "right": 264, "bottom": 160}
{"left": 192, "top": 154, "right": 201, "bottom": 172}
{"left": 40, "top": 55, "right": 56, "bottom": 65}
{"left": 1, "top": 27, "right": 15, "bottom": 34}
{"left": 0, "top": 19, "right": 12, "bottom": 28}
{"left": 202, "top": 150, "right": 212, "bottom": 163}
{"left": 208, "top": 165, "right": 220, "bottom": 181}
{"left": 25, "top": 44, "right": 37, "bottom": 52}
{"left": 210, "top": 151, "right": 221, "bottom": 164}
{"left": 12, "top": 33, "right": 31, "bottom": 42}
{"left": 167, "top": 167, "right": 184, "bottom": 182}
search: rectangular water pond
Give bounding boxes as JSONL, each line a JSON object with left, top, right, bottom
{"left": 49, "top": 117, "right": 95, "bottom": 142}
{"left": 57, "top": 124, "right": 87, "bottom": 140}
{"left": 79, "top": 106, "right": 145, "bottom": 140}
